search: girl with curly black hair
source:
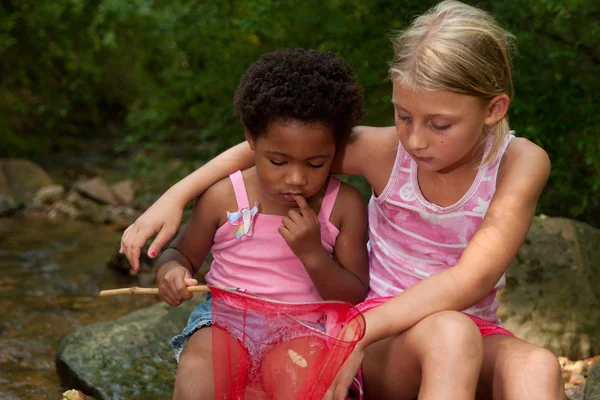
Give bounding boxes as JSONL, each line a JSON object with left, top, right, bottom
{"left": 152, "top": 48, "right": 370, "bottom": 399}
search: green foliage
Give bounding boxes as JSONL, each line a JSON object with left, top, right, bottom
{"left": 1, "top": 0, "right": 598, "bottom": 225}
{"left": 481, "top": 0, "right": 600, "bottom": 224}
{"left": 0, "top": 0, "right": 174, "bottom": 154}
{"left": 122, "top": 0, "right": 435, "bottom": 150}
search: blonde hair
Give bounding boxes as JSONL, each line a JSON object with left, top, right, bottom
{"left": 390, "top": 0, "right": 516, "bottom": 165}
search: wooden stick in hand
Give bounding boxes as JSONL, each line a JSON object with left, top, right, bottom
{"left": 99, "top": 285, "right": 211, "bottom": 297}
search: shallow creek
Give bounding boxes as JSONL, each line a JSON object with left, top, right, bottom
{"left": 0, "top": 216, "right": 159, "bottom": 399}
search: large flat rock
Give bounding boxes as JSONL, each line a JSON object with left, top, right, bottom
{"left": 56, "top": 298, "right": 203, "bottom": 400}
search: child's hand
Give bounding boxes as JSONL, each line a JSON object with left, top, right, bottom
{"left": 322, "top": 344, "right": 365, "bottom": 400}
{"left": 158, "top": 263, "right": 198, "bottom": 307}
{"left": 120, "top": 197, "right": 184, "bottom": 271}
{"left": 278, "top": 195, "right": 324, "bottom": 263}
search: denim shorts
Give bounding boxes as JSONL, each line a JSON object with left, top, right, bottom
{"left": 171, "top": 293, "right": 213, "bottom": 362}
{"left": 170, "top": 292, "right": 331, "bottom": 364}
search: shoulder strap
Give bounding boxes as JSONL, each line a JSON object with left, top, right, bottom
{"left": 318, "top": 177, "right": 342, "bottom": 221}
{"left": 490, "top": 133, "right": 516, "bottom": 189}
{"left": 498, "top": 133, "right": 515, "bottom": 161}
{"left": 228, "top": 170, "right": 251, "bottom": 209}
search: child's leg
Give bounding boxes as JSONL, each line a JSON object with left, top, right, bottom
{"left": 476, "top": 335, "right": 565, "bottom": 400}
{"left": 261, "top": 335, "right": 329, "bottom": 398}
{"left": 173, "top": 327, "right": 214, "bottom": 400}
{"left": 362, "top": 310, "right": 483, "bottom": 400}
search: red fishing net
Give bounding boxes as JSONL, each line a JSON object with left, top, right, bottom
{"left": 210, "top": 286, "right": 366, "bottom": 400}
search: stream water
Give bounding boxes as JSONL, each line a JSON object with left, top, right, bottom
{"left": 0, "top": 216, "right": 159, "bottom": 399}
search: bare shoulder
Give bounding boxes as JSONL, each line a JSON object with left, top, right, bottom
{"left": 352, "top": 125, "right": 397, "bottom": 138}
{"left": 330, "top": 181, "right": 368, "bottom": 228}
{"left": 337, "top": 181, "right": 367, "bottom": 208}
{"left": 504, "top": 137, "right": 550, "bottom": 164}
{"left": 194, "top": 175, "right": 238, "bottom": 225}
{"left": 498, "top": 137, "right": 550, "bottom": 192}
{"left": 336, "top": 126, "right": 398, "bottom": 191}
{"left": 349, "top": 125, "right": 398, "bottom": 154}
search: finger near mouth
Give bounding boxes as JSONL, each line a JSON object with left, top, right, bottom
{"left": 281, "top": 193, "right": 302, "bottom": 202}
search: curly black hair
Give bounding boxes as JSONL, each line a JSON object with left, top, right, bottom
{"left": 233, "top": 48, "right": 365, "bottom": 143}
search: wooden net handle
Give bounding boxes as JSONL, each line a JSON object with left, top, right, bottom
{"left": 99, "top": 285, "right": 211, "bottom": 297}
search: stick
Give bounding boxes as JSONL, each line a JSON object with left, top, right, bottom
{"left": 99, "top": 285, "right": 211, "bottom": 297}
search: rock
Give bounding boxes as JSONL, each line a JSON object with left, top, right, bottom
{"left": 31, "top": 184, "right": 65, "bottom": 207}
{"left": 65, "top": 191, "right": 91, "bottom": 208}
{"left": 71, "top": 197, "right": 103, "bottom": 224}
{"left": 48, "top": 200, "right": 81, "bottom": 220}
{"left": 566, "top": 382, "right": 586, "bottom": 400}
{"left": 562, "top": 356, "right": 600, "bottom": 399}
{"left": 111, "top": 179, "right": 136, "bottom": 205}
{"left": 497, "top": 217, "right": 600, "bottom": 359}
{"left": 77, "top": 205, "right": 113, "bottom": 225}
{"left": 56, "top": 299, "right": 203, "bottom": 400}
{"left": 106, "top": 250, "right": 154, "bottom": 276}
{"left": 561, "top": 356, "right": 600, "bottom": 390}
{"left": 74, "top": 177, "right": 119, "bottom": 206}
{"left": 586, "top": 359, "right": 600, "bottom": 399}
{"left": 58, "top": 163, "right": 104, "bottom": 184}
{"left": 62, "top": 389, "right": 88, "bottom": 400}
{"left": 0, "top": 194, "right": 19, "bottom": 216}
{"left": 0, "top": 159, "right": 54, "bottom": 204}
{"left": 104, "top": 205, "right": 139, "bottom": 228}
{"left": 0, "top": 165, "right": 12, "bottom": 198}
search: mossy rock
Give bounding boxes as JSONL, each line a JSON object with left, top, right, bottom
{"left": 56, "top": 298, "right": 203, "bottom": 400}
{"left": 498, "top": 217, "right": 600, "bottom": 359}
{"left": 586, "top": 360, "right": 600, "bottom": 400}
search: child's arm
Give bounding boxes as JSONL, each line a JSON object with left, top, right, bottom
{"left": 331, "top": 126, "right": 399, "bottom": 193}
{"left": 121, "top": 125, "right": 396, "bottom": 269}
{"left": 155, "top": 183, "right": 223, "bottom": 306}
{"left": 280, "top": 184, "right": 369, "bottom": 304}
{"left": 122, "top": 142, "right": 254, "bottom": 271}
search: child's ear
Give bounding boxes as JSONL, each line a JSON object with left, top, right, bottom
{"left": 244, "top": 130, "right": 256, "bottom": 151}
{"left": 484, "top": 95, "right": 510, "bottom": 126}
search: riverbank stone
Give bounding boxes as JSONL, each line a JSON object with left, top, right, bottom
{"left": 56, "top": 297, "right": 203, "bottom": 400}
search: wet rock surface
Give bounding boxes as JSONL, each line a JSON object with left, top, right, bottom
{"left": 56, "top": 299, "right": 203, "bottom": 400}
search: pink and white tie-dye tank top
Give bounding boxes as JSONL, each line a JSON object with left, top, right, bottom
{"left": 366, "top": 133, "right": 514, "bottom": 326}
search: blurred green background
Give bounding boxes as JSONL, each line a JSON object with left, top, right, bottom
{"left": 1, "top": 0, "right": 598, "bottom": 225}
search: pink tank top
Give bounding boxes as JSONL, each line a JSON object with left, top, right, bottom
{"left": 205, "top": 171, "right": 341, "bottom": 303}
{"left": 366, "top": 134, "right": 514, "bottom": 326}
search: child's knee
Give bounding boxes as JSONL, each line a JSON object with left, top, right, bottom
{"left": 522, "top": 347, "right": 562, "bottom": 383}
{"left": 175, "top": 346, "right": 214, "bottom": 400}
{"left": 416, "top": 311, "right": 483, "bottom": 359}
{"left": 499, "top": 346, "right": 564, "bottom": 398}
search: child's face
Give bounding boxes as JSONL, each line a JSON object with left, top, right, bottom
{"left": 392, "top": 81, "right": 508, "bottom": 173}
{"left": 247, "top": 120, "right": 335, "bottom": 206}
